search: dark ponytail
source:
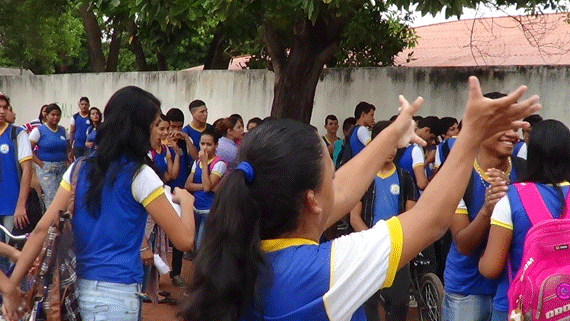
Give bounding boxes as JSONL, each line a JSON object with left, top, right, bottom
{"left": 183, "top": 119, "right": 324, "bottom": 321}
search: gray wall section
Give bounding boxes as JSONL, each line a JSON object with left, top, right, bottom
{"left": 1, "top": 66, "right": 567, "bottom": 137}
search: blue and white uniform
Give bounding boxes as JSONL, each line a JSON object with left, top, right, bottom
{"left": 397, "top": 144, "right": 424, "bottom": 183}
{"left": 148, "top": 145, "right": 170, "bottom": 179}
{"left": 349, "top": 126, "right": 370, "bottom": 156}
{"left": 60, "top": 157, "right": 164, "bottom": 320}
{"left": 490, "top": 183, "right": 570, "bottom": 315}
{"left": 182, "top": 123, "right": 212, "bottom": 157}
{"left": 86, "top": 125, "right": 97, "bottom": 148}
{"left": 240, "top": 217, "right": 403, "bottom": 321}
{"left": 190, "top": 157, "right": 227, "bottom": 211}
{"left": 0, "top": 123, "right": 32, "bottom": 217}
{"left": 71, "top": 113, "right": 90, "bottom": 149}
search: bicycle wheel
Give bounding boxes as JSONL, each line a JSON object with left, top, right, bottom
{"left": 418, "top": 272, "right": 444, "bottom": 321}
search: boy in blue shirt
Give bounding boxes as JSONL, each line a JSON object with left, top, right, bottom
{"left": 0, "top": 94, "right": 33, "bottom": 271}
{"left": 70, "top": 96, "right": 91, "bottom": 158}
{"left": 349, "top": 102, "right": 375, "bottom": 157}
{"left": 350, "top": 120, "right": 419, "bottom": 321}
{"left": 182, "top": 100, "right": 212, "bottom": 156}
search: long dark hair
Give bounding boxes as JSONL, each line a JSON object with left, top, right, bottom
{"left": 183, "top": 119, "right": 325, "bottom": 321}
{"left": 525, "top": 119, "right": 570, "bottom": 216}
{"left": 88, "top": 107, "right": 102, "bottom": 128}
{"left": 84, "top": 86, "right": 160, "bottom": 217}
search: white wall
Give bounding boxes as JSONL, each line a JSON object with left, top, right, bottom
{"left": 1, "top": 66, "right": 567, "bottom": 137}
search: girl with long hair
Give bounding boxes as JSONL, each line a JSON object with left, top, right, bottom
{"left": 215, "top": 115, "right": 244, "bottom": 171}
{"left": 182, "top": 77, "right": 539, "bottom": 321}
{"left": 2, "top": 86, "right": 195, "bottom": 321}
{"left": 85, "top": 107, "right": 102, "bottom": 150}
{"left": 479, "top": 119, "right": 568, "bottom": 321}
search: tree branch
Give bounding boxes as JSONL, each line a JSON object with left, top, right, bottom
{"left": 261, "top": 20, "right": 288, "bottom": 76}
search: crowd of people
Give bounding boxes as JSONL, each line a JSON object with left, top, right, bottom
{"left": 0, "top": 77, "right": 559, "bottom": 321}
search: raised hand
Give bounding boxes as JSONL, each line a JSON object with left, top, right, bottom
{"left": 462, "top": 76, "right": 540, "bottom": 141}
{"left": 392, "top": 95, "right": 426, "bottom": 148}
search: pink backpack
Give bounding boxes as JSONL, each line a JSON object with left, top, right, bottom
{"left": 508, "top": 183, "right": 570, "bottom": 321}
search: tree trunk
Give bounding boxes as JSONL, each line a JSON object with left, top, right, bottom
{"left": 106, "top": 25, "right": 122, "bottom": 72}
{"left": 204, "top": 24, "right": 231, "bottom": 70}
{"left": 127, "top": 21, "right": 148, "bottom": 71}
{"left": 264, "top": 17, "right": 349, "bottom": 123}
{"left": 78, "top": 4, "right": 106, "bottom": 72}
{"left": 157, "top": 51, "right": 167, "bottom": 71}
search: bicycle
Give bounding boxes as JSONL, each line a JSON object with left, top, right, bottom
{"left": 410, "top": 247, "right": 445, "bottom": 321}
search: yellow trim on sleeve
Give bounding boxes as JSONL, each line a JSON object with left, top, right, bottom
{"left": 260, "top": 238, "right": 318, "bottom": 253}
{"left": 365, "top": 139, "right": 371, "bottom": 146}
{"left": 382, "top": 217, "right": 403, "bottom": 288}
{"left": 19, "top": 156, "right": 32, "bottom": 164}
{"left": 60, "top": 180, "right": 71, "bottom": 192}
{"left": 212, "top": 172, "right": 223, "bottom": 177}
{"left": 412, "top": 163, "right": 424, "bottom": 169}
{"left": 491, "top": 219, "right": 513, "bottom": 230}
{"left": 455, "top": 208, "right": 468, "bottom": 215}
{"left": 323, "top": 241, "right": 335, "bottom": 319}
{"left": 142, "top": 186, "right": 165, "bottom": 207}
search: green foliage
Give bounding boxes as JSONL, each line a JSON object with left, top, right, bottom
{"left": 0, "top": 0, "right": 83, "bottom": 74}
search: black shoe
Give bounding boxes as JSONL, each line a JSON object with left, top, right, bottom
{"left": 158, "top": 291, "right": 171, "bottom": 297}
{"left": 171, "top": 275, "right": 188, "bottom": 288}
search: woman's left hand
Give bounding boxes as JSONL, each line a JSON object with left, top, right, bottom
{"left": 2, "top": 286, "right": 26, "bottom": 321}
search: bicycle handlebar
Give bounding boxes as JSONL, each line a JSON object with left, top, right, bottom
{"left": 0, "top": 224, "right": 28, "bottom": 241}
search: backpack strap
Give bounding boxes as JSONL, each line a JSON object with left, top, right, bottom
{"left": 9, "top": 125, "right": 23, "bottom": 181}
{"left": 208, "top": 156, "right": 222, "bottom": 173}
{"left": 360, "top": 181, "right": 375, "bottom": 228}
{"left": 463, "top": 172, "right": 475, "bottom": 212}
{"left": 515, "top": 183, "right": 555, "bottom": 225}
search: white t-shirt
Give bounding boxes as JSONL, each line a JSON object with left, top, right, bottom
{"left": 191, "top": 160, "right": 228, "bottom": 177}
{"left": 61, "top": 163, "right": 164, "bottom": 206}
{"left": 325, "top": 217, "right": 403, "bottom": 319}
{"left": 356, "top": 126, "right": 371, "bottom": 146}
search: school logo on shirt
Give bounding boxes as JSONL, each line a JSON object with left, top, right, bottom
{"left": 86, "top": 119, "right": 90, "bottom": 125}
{"left": 0, "top": 144, "right": 9, "bottom": 154}
{"left": 60, "top": 136, "right": 66, "bottom": 141}
{"left": 390, "top": 184, "right": 400, "bottom": 195}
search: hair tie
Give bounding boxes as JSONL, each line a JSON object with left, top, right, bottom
{"left": 236, "top": 161, "right": 255, "bottom": 184}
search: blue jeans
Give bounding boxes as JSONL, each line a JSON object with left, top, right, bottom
{"left": 78, "top": 279, "right": 141, "bottom": 321}
{"left": 36, "top": 160, "right": 68, "bottom": 208}
{"left": 442, "top": 292, "right": 492, "bottom": 321}
{"left": 194, "top": 209, "right": 209, "bottom": 249}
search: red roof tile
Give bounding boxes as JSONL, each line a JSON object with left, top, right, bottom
{"left": 396, "top": 13, "right": 570, "bottom": 66}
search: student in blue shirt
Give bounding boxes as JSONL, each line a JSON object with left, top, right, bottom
{"left": 85, "top": 107, "right": 101, "bottom": 150}
{"left": 480, "top": 120, "right": 569, "bottom": 321}
{"left": 182, "top": 99, "right": 212, "bottom": 155}
{"left": 70, "top": 96, "right": 91, "bottom": 158}
{"left": 182, "top": 78, "right": 540, "bottom": 321}
{"left": 350, "top": 120, "right": 419, "bottom": 321}
{"left": 28, "top": 103, "right": 71, "bottom": 208}
{"left": 349, "top": 102, "right": 375, "bottom": 156}
{"left": 3, "top": 86, "right": 196, "bottom": 321}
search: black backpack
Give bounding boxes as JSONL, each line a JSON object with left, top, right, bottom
{"left": 335, "top": 126, "right": 359, "bottom": 170}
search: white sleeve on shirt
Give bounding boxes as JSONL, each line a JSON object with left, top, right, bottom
{"left": 411, "top": 144, "right": 425, "bottom": 168}
{"left": 64, "top": 128, "right": 70, "bottom": 140}
{"left": 69, "top": 115, "right": 75, "bottom": 126}
{"left": 212, "top": 161, "right": 227, "bottom": 177}
{"left": 357, "top": 126, "right": 371, "bottom": 146}
{"left": 435, "top": 145, "right": 442, "bottom": 168}
{"left": 61, "top": 163, "right": 164, "bottom": 206}
{"left": 190, "top": 161, "right": 197, "bottom": 173}
{"left": 28, "top": 127, "right": 40, "bottom": 143}
{"left": 517, "top": 143, "right": 527, "bottom": 160}
{"left": 324, "top": 218, "right": 402, "bottom": 320}
{"left": 490, "top": 195, "right": 513, "bottom": 229}
{"left": 17, "top": 131, "right": 33, "bottom": 161}
{"left": 456, "top": 198, "right": 468, "bottom": 214}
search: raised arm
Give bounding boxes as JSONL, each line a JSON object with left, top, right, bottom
{"left": 397, "top": 77, "right": 539, "bottom": 269}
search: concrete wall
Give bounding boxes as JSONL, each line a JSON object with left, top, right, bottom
{"left": 0, "top": 66, "right": 568, "bottom": 137}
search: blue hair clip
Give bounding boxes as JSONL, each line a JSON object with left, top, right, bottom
{"left": 236, "top": 161, "right": 255, "bottom": 184}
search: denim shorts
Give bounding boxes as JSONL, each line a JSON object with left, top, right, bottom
{"left": 442, "top": 292, "right": 492, "bottom": 321}
{"left": 77, "top": 279, "right": 141, "bottom": 321}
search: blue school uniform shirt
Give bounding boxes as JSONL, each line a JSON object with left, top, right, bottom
{"left": 444, "top": 160, "right": 519, "bottom": 296}
{"left": 150, "top": 145, "right": 169, "bottom": 179}
{"left": 72, "top": 113, "right": 90, "bottom": 148}
{"left": 0, "top": 124, "right": 33, "bottom": 216}
{"left": 86, "top": 126, "right": 96, "bottom": 145}
{"left": 240, "top": 217, "right": 404, "bottom": 321}
{"left": 397, "top": 144, "right": 423, "bottom": 182}
{"left": 167, "top": 140, "right": 192, "bottom": 189}
{"left": 191, "top": 157, "right": 227, "bottom": 210}
{"left": 349, "top": 125, "right": 369, "bottom": 156}
{"left": 60, "top": 157, "right": 164, "bottom": 284}
{"left": 182, "top": 123, "right": 212, "bottom": 156}
{"left": 372, "top": 168, "right": 401, "bottom": 225}
{"left": 490, "top": 183, "right": 570, "bottom": 312}
{"left": 35, "top": 124, "right": 68, "bottom": 162}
